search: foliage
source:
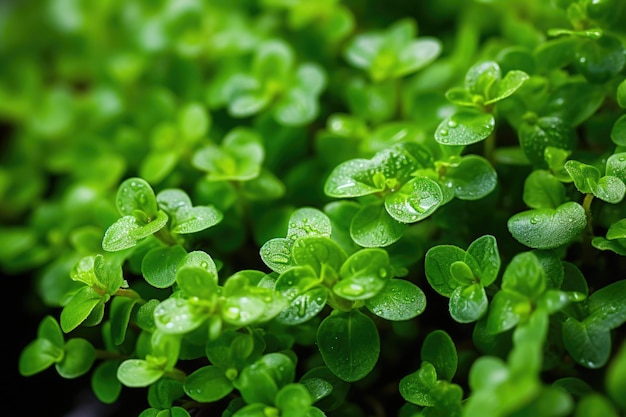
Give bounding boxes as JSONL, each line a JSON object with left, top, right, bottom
{"left": 4, "top": 0, "right": 626, "bottom": 416}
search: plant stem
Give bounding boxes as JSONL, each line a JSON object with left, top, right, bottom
{"left": 581, "top": 193, "right": 596, "bottom": 266}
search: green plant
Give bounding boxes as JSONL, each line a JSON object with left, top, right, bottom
{"left": 5, "top": 0, "right": 626, "bottom": 416}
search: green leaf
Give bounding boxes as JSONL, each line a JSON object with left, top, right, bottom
{"left": 292, "top": 236, "right": 346, "bottom": 276}
{"left": 110, "top": 296, "right": 139, "bottom": 346}
{"left": 116, "top": 177, "right": 158, "bottom": 218}
{"left": 192, "top": 127, "right": 264, "bottom": 181}
{"left": 507, "top": 202, "right": 587, "bottom": 249}
{"left": 399, "top": 361, "right": 438, "bottom": 406}
{"left": 519, "top": 117, "right": 577, "bottom": 167}
{"left": 449, "top": 283, "right": 488, "bottom": 323}
{"left": 523, "top": 170, "right": 566, "bottom": 209}
{"left": 60, "top": 287, "right": 104, "bottom": 333}
{"left": 102, "top": 211, "right": 169, "bottom": 252}
{"left": 117, "top": 359, "right": 165, "bottom": 388}
{"left": 154, "top": 298, "right": 207, "bottom": 334}
{"left": 618, "top": 78, "right": 626, "bottom": 108}
{"left": 562, "top": 318, "right": 611, "bottom": 368}
{"left": 543, "top": 81, "right": 605, "bottom": 126}
{"left": 141, "top": 245, "right": 187, "bottom": 289}
{"left": 56, "top": 338, "right": 96, "bottom": 378}
{"left": 586, "top": 280, "right": 626, "bottom": 330}
{"left": 286, "top": 207, "right": 332, "bottom": 240}
{"left": 275, "top": 383, "right": 313, "bottom": 417}
{"left": 575, "top": 394, "right": 619, "bottom": 417}
{"left": 424, "top": 245, "right": 466, "bottom": 296}
{"left": 394, "top": 37, "right": 442, "bottom": 78}
{"left": 350, "top": 202, "right": 408, "bottom": 247}
{"left": 606, "top": 342, "right": 626, "bottom": 410}
{"left": 184, "top": 365, "right": 234, "bottom": 402}
{"left": 484, "top": 70, "right": 529, "bottom": 104}
{"left": 465, "top": 61, "right": 501, "bottom": 98}
{"left": 260, "top": 238, "right": 296, "bottom": 274}
{"left": 421, "top": 330, "right": 458, "bottom": 381}
{"left": 574, "top": 35, "right": 626, "bottom": 84}
{"left": 442, "top": 155, "right": 498, "bottom": 200}
{"left": 605, "top": 152, "right": 626, "bottom": 182}
{"left": 364, "top": 279, "right": 426, "bottom": 320}
{"left": 235, "top": 352, "right": 295, "bottom": 404}
{"left": 176, "top": 266, "right": 219, "bottom": 300}
{"left": 487, "top": 290, "right": 531, "bottom": 334}
{"left": 435, "top": 110, "right": 495, "bottom": 146}
{"left": 274, "top": 88, "right": 318, "bottom": 127}
{"left": 385, "top": 177, "right": 443, "bottom": 223}
{"left": 565, "top": 160, "right": 626, "bottom": 203}
{"left": 19, "top": 336, "right": 64, "bottom": 376}
{"left": 335, "top": 248, "right": 391, "bottom": 300}
{"left": 317, "top": 310, "right": 380, "bottom": 382}
{"left": 466, "top": 235, "right": 500, "bottom": 286}
{"left": 177, "top": 102, "right": 210, "bottom": 142}
{"left": 157, "top": 189, "right": 223, "bottom": 234}
{"left": 92, "top": 360, "right": 123, "bottom": 404}
{"left": 611, "top": 114, "right": 626, "bottom": 146}
{"left": 501, "top": 252, "right": 546, "bottom": 300}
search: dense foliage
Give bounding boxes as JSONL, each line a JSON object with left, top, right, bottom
{"left": 4, "top": 0, "right": 626, "bottom": 416}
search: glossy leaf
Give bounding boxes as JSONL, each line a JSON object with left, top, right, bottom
{"left": 424, "top": 245, "right": 466, "bottom": 296}
{"left": 421, "top": 330, "right": 458, "bottom": 381}
{"left": 519, "top": 116, "right": 576, "bottom": 167}
{"left": 523, "top": 170, "right": 566, "bottom": 209}
{"left": 484, "top": 70, "right": 529, "bottom": 104}
{"left": 56, "top": 338, "right": 97, "bottom": 379}
{"left": 117, "top": 359, "right": 165, "bottom": 388}
{"left": 142, "top": 245, "right": 187, "bottom": 288}
{"left": 184, "top": 365, "right": 234, "bottom": 402}
{"left": 384, "top": 177, "right": 443, "bottom": 223}
{"left": 435, "top": 110, "right": 495, "bottom": 146}
{"left": 574, "top": 36, "right": 626, "bottom": 84}
{"left": 562, "top": 318, "right": 611, "bottom": 369}
{"left": 364, "top": 279, "right": 426, "bottom": 320}
{"left": 292, "top": 236, "right": 346, "bottom": 275}
{"left": 611, "top": 114, "right": 626, "bottom": 146}
{"left": 116, "top": 177, "right": 158, "bottom": 218}
{"left": 466, "top": 235, "right": 500, "bottom": 286}
{"left": 317, "top": 310, "right": 380, "bottom": 382}
{"left": 507, "top": 202, "right": 587, "bottom": 249}
{"left": 350, "top": 202, "right": 407, "bottom": 247}
{"left": 399, "top": 361, "right": 438, "bottom": 406}
{"left": 450, "top": 283, "right": 488, "bottom": 323}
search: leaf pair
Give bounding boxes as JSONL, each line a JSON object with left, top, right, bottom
{"left": 399, "top": 330, "right": 463, "bottom": 415}
{"left": 103, "top": 178, "right": 223, "bottom": 252}
{"left": 565, "top": 154, "right": 626, "bottom": 204}
{"left": 343, "top": 18, "right": 442, "bottom": 82}
{"left": 425, "top": 235, "right": 500, "bottom": 323}
{"left": 436, "top": 61, "right": 529, "bottom": 146}
{"left": 221, "top": 39, "right": 326, "bottom": 126}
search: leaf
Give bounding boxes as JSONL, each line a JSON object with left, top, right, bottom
{"left": 335, "top": 248, "right": 391, "bottom": 300}
{"left": 442, "top": 155, "right": 498, "bottom": 200}
{"left": 449, "top": 283, "right": 488, "bottom": 323}
{"left": 486, "top": 290, "right": 531, "bottom": 334}
{"left": 399, "top": 361, "right": 438, "bottom": 406}
{"left": 276, "top": 286, "right": 328, "bottom": 325}
{"left": 56, "top": 338, "right": 96, "bottom": 379}
{"left": 184, "top": 365, "right": 234, "bottom": 402}
{"left": 424, "top": 244, "right": 466, "bottom": 296}
{"left": 575, "top": 394, "right": 619, "bottom": 417}
{"left": 384, "top": 177, "right": 443, "bottom": 223}
{"left": 60, "top": 286, "right": 104, "bottom": 333}
{"left": 574, "top": 35, "right": 626, "bottom": 84}
{"left": 365, "top": 279, "right": 426, "bottom": 320}
{"left": 523, "top": 170, "right": 566, "bottom": 209}
{"left": 562, "top": 318, "right": 611, "bottom": 369}
{"left": 611, "top": 114, "right": 626, "bottom": 146}
{"left": 274, "top": 88, "right": 318, "bottom": 127}
{"left": 286, "top": 207, "right": 332, "bottom": 240}
{"left": 260, "top": 238, "right": 296, "bottom": 273}
{"left": 466, "top": 235, "right": 500, "bottom": 286}
{"left": 176, "top": 266, "right": 219, "bottom": 300}
{"left": 485, "top": 70, "right": 529, "bottom": 104}
{"left": 141, "top": 245, "right": 187, "bottom": 288}
{"left": 564, "top": 160, "right": 601, "bottom": 194}
{"left": 435, "top": 110, "right": 495, "bottom": 146}
{"left": 117, "top": 359, "right": 165, "bottom": 388}
{"left": 350, "top": 202, "right": 408, "bottom": 247}
{"left": 394, "top": 37, "right": 442, "bottom": 78}
{"left": 157, "top": 188, "right": 223, "bottom": 234}
{"left": 543, "top": 81, "right": 605, "bottom": 126}
{"left": 316, "top": 310, "right": 380, "bottom": 382}
{"left": 153, "top": 297, "right": 207, "bottom": 334}
{"left": 292, "top": 236, "right": 347, "bottom": 276}
{"left": 501, "top": 252, "right": 546, "bottom": 300}
{"left": 507, "top": 202, "right": 587, "bottom": 249}
{"left": 606, "top": 342, "right": 626, "bottom": 410}
{"left": 605, "top": 152, "right": 626, "bottom": 182}
{"left": 586, "top": 280, "right": 626, "bottom": 330}
{"left": 275, "top": 383, "right": 313, "bottom": 416}
{"left": 421, "top": 330, "right": 458, "bottom": 381}
{"left": 465, "top": 61, "right": 501, "bottom": 98}
{"left": 116, "top": 177, "right": 158, "bottom": 218}
{"left": 519, "top": 116, "right": 577, "bottom": 167}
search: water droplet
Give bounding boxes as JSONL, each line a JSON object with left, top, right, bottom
{"left": 200, "top": 261, "right": 209, "bottom": 269}
{"left": 379, "top": 268, "right": 388, "bottom": 278}
{"left": 270, "top": 255, "right": 289, "bottom": 264}
{"left": 529, "top": 216, "right": 540, "bottom": 225}
{"left": 439, "top": 128, "right": 449, "bottom": 136}
{"left": 619, "top": 157, "right": 626, "bottom": 162}
{"left": 447, "top": 120, "right": 458, "bottom": 128}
